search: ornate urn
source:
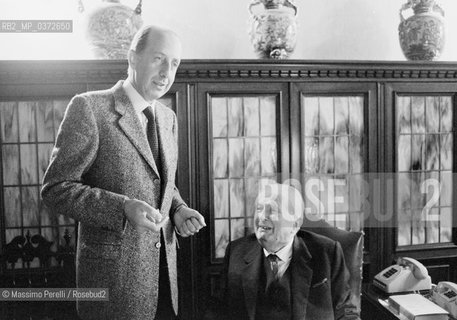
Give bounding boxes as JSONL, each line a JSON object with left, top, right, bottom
{"left": 248, "top": 0, "right": 298, "bottom": 59}
{"left": 398, "top": 0, "right": 445, "bottom": 61}
{"left": 84, "top": 0, "right": 143, "bottom": 59}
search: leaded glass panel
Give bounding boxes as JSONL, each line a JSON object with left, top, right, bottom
{"left": 210, "top": 96, "right": 278, "bottom": 258}
{"left": 301, "top": 95, "right": 365, "bottom": 231}
{"left": 396, "top": 95, "right": 453, "bottom": 246}
{"left": 1, "top": 100, "right": 74, "bottom": 269}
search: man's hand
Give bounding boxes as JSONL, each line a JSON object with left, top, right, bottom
{"left": 173, "top": 207, "right": 206, "bottom": 237}
{"left": 124, "top": 199, "right": 168, "bottom": 233}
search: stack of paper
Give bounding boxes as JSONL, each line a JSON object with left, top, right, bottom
{"left": 388, "top": 294, "right": 449, "bottom": 320}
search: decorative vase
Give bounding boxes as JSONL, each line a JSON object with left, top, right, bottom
{"left": 84, "top": 0, "right": 143, "bottom": 59}
{"left": 398, "top": 0, "right": 445, "bottom": 61}
{"left": 248, "top": 0, "right": 298, "bottom": 59}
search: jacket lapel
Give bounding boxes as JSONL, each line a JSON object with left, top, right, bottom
{"left": 290, "top": 235, "right": 313, "bottom": 320}
{"left": 154, "top": 104, "right": 173, "bottom": 209}
{"left": 113, "top": 81, "right": 160, "bottom": 178}
{"left": 241, "top": 241, "right": 262, "bottom": 320}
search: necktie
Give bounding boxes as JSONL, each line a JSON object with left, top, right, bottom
{"left": 143, "top": 106, "right": 161, "bottom": 174}
{"left": 268, "top": 254, "right": 280, "bottom": 280}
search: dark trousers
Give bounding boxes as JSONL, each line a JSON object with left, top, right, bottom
{"left": 154, "top": 233, "right": 176, "bottom": 320}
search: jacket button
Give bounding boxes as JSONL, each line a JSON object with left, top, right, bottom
{"left": 155, "top": 242, "right": 161, "bottom": 249}
{"left": 154, "top": 178, "right": 160, "bottom": 185}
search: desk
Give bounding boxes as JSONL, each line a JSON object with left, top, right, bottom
{"left": 361, "top": 284, "right": 399, "bottom": 320}
{"left": 361, "top": 284, "right": 454, "bottom": 320}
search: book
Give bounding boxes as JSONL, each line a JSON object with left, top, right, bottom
{"left": 387, "top": 294, "right": 449, "bottom": 320}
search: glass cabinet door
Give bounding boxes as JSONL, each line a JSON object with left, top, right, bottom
{"left": 300, "top": 95, "right": 366, "bottom": 230}
{"left": 395, "top": 94, "right": 453, "bottom": 246}
{"left": 211, "top": 95, "right": 279, "bottom": 258}
{"left": 0, "top": 99, "right": 74, "bottom": 270}
{"left": 291, "top": 82, "right": 376, "bottom": 233}
{"left": 385, "top": 82, "right": 457, "bottom": 281}
{"left": 197, "top": 83, "right": 289, "bottom": 262}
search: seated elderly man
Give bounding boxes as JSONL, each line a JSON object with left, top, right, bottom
{"left": 223, "top": 183, "right": 360, "bottom": 320}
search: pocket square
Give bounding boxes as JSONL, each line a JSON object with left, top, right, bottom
{"left": 312, "top": 278, "right": 328, "bottom": 288}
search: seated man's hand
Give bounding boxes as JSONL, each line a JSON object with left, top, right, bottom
{"left": 174, "top": 207, "right": 206, "bottom": 237}
{"left": 124, "top": 199, "right": 168, "bottom": 233}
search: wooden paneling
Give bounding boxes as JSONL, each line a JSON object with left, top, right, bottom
{"left": 1, "top": 60, "right": 457, "bottom": 320}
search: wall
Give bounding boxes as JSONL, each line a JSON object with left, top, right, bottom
{"left": 1, "top": 0, "right": 457, "bottom": 61}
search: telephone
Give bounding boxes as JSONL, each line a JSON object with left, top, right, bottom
{"left": 431, "top": 281, "right": 457, "bottom": 319}
{"left": 373, "top": 257, "right": 432, "bottom": 294}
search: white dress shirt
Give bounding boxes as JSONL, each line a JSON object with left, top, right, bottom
{"left": 122, "top": 80, "right": 155, "bottom": 135}
{"left": 263, "top": 238, "right": 294, "bottom": 279}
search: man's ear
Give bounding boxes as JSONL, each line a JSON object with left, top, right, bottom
{"left": 293, "top": 219, "right": 302, "bottom": 231}
{"left": 127, "top": 49, "right": 136, "bottom": 69}
{"left": 292, "top": 221, "right": 298, "bottom": 230}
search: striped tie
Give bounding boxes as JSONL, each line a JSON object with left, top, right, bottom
{"left": 268, "top": 254, "right": 280, "bottom": 280}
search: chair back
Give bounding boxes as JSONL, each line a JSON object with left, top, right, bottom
{"left": 302, "top": 219, "right": 364, "bottom": 312}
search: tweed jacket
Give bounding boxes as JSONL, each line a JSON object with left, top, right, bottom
{"left": 224, "top": 231, "right": 361, "bottom": 320}
{"left": 41, "top": 80, "right": 187, "bottom": 320}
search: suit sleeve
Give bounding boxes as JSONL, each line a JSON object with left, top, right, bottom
{"left": 41, "top": 95, "right": 127, "bottom": 233}
{"left": 331, "top": 242, "right": 361, "bottom": 320}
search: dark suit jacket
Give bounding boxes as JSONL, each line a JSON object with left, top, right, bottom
{"left": 224, "top": 230, "right": 361, "bottom": 320}
{"left": 41, "top": 81, "right": 186, "bottom": 320}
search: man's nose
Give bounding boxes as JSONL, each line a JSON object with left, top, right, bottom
{"left": 257, "top": 209, "right": 267, "bottom": 220}
{"left": 159, "top": 60, "right": 172, "bottom": 78}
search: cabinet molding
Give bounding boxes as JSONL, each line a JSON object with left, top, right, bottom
{"left": 3, "top": 60, "right": 457, "bottom": 86}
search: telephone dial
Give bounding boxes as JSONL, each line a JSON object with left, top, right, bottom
{"left": 373, "top": 257, "right": 432, "bottom": 294}
{"left": 431, "top": 281, "right": 457, "bottom": 319}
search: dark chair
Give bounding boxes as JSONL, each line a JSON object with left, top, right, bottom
{"left": 302, "top": 218, "right": 364, "bottom": 313}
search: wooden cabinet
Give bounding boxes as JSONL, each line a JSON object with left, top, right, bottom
{"left": 1, "top": 60, "right": 457, "bottom": 319}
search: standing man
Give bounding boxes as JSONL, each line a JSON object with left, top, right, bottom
{"left": 41, "top": 25, "right": 205, "bottom": 320}
{"left": 224, "top": 183, "right": 360, "bottom": 320}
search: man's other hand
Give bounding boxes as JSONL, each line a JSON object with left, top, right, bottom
{"left": 174, "top": 207, "right": 206, "bottom": 237}
{"left": 124, "top": 199, "right": 168, "bottom": 233}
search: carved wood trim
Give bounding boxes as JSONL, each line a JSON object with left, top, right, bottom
{"left": 2, "top": 60, "right": 457, "bottom": 85}
{"left": 2, "top": 229, "right": 75, "bottom": 287}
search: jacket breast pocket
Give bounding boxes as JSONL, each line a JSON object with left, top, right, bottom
{"left": 309, "top": 278, "right": 331, "bottom": 303}
{"left": 311, "top": 277, "right": 329, "bottom": 289}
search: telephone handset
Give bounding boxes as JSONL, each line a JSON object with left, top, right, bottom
{"left": 431, "top": 281, "right": 457, "bottom": 319}
{"left": 373, "top": 257, "right": 432, "bottom": 294}
{"left": 400, "top": 257, "right": 429, "bottom": 279}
